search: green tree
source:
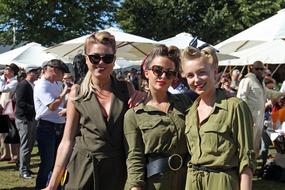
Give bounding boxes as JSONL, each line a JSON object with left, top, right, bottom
{"left": 117, "top": 0, "right": 285, "bottom": 45}
{"left": 0, "top": 0, "right": 118, "bottom": 46}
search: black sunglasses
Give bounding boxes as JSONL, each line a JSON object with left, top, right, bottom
{"left": 87, "top": 53, "right": 115, "bottom": 65}
{"left": 149, "top": 65, "right": 177, "bottom": 79}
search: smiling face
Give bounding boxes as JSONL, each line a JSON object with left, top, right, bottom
{"left": 144, "top": 56, "right": 176, "bottom": 93}
{"left": 182, "top": 56, "right": 217, "bottom": 96}
{"left": 85, "top": 43, "right": 115, "bottom": 80}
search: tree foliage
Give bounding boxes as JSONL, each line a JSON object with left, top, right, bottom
{"left": 0, "top": 0, "right": 118, "bottom": 46}
{"left": 117, "top": 0, "right": 285, "bottom": 44}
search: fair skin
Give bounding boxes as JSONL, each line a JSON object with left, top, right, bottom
{"left": 43, "top": 66, "right": 70, "bottom": 111}
{"left": 182, "top": 57, "right": 253, "bottom": 190}
{"left": 44, "top": 42, "right": 144, "bottom": 190}
{"left": 130, "top": 56, "right": 176, "bottom": 190}
{"left": 43, "top": 43, "right": 114, "bottom": 190}
{"left": 3, "top": 67, "right": 14, "bottom": 79}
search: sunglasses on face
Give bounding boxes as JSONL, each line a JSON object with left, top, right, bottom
{"left": 149, "top": 65, "right": 177, "bottom": 79}
{"left": 87, "top": 53, "right": 115, "bottom": 65}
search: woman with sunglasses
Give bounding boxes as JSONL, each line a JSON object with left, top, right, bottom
{"left": 44, "top": 31, "right": 142, "bottom": 190}
{"left": 124, "top": 45, "right": 192, "bottom": 190}
{"left": 181, "top": 46, "right": 256, "bottom": 190}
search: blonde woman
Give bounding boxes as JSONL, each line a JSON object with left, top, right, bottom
{"left": 181, "top": 46, "right": 256, "bottom": 190}
{"left": 44, "top": 31, "right": 142, "bottom": 190}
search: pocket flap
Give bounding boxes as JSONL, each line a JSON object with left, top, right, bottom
{"left": 139, "top": 118, "right": 162, "bottom": 130}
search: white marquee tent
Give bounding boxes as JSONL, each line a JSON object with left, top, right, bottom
{"left": 159, "top": 32, "right": 238, "bottom": 61}
{"left": 46, "top": 27, "right": 160, "bottom": 61}
{"left": 0, "top": 42, "right": 65, "bottom": 69}
{"left": 219, "top": 39, "right": 285, "bottom": 66}
{"left": 215, "top": 9, "right": 285, "bottom": 54}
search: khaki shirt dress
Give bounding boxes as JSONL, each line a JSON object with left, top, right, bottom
{"left": 64, "top": 77, "right": 129, "bottom": 190}
{"left": 185, "top": 89, "right": 256, "bottom": 190}
{"left": 124, "top": 93, "right": 192, "bottom": 190}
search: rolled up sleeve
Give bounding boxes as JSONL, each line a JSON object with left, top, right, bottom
{"left": 235, "top": 100, "right": 256, "bottom": 174}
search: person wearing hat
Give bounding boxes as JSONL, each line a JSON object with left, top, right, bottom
{"left": 15, "top": 67, "right": 40, "bottom": 179}
{"left": 33, "top": 59, "right": 70, "bottom": 189}
{"left": 0, "top": 63, "right": 20, "bottom": 162}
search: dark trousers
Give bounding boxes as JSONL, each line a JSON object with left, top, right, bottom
{"left": 35, "top": 120, "right": 64, "bottom": 190}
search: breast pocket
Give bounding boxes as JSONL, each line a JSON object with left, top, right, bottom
{"left": 139, "top": 118, "right": 174, "bottom": 150}
{"left": 202, "top": 123, "right": 230, "bottom": 154}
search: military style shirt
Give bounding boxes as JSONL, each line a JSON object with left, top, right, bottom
{"left": 124, "top": 93, "right": 192, "bottom": 190}
{"left": 185, "top": 89, "right": 256, "bottom": 190}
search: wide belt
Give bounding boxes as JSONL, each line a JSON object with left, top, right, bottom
{"left": 146, "top": 153, "right": 189, "bottom": 178}
{"left": 192, "top": 164, "right": 237, "bottom": 173}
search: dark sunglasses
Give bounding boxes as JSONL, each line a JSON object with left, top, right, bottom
{"left": 149, "top": 65, "right": 177, "bottom": 79}
{"left": 88, "top": 53, "right": 115, "bottom": 64}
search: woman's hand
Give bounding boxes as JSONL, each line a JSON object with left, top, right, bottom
{"left": 240, "top": 166, "right": 253, "bottom": 190}
{"left": 130, "top": 187, "right": 143, "bottom": 190}
{"left": 128, "top": 90, "right": 147, "bottom": 108}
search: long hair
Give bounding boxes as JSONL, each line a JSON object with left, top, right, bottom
{"left": 73, "top": 54, "right": 88, "bottom": 84}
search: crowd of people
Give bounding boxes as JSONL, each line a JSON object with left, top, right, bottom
{"left": 0, "top": 31, "right": 285, "bottom": 190}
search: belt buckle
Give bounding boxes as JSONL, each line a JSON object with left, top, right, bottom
{"left": 168, "top": 154, "right": 183, "bottom": 171}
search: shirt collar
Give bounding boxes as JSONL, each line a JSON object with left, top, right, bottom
{"left": 133, "top": 92, "right": 180, "bottom": 113}
{"left": 188, "top": 88, "right": 228, "bottom": 112}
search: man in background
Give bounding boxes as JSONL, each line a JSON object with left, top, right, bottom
{"left": 33, "top": 59, "right": 70, "bottom": 189}
{"left": 237, "top": 61, "right": 285, "bottom": 156}
{"left": 15, "top": 67, "right": 40, "bottom": 179}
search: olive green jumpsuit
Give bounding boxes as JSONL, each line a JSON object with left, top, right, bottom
{"left": 63, "top": 77, "right": 129, "bottom": 190}
{"left": 124, "top": 93, "right": 192, "bottom": 190}
{"left": 185, "top": 89, "right": 256, "bottom": 190}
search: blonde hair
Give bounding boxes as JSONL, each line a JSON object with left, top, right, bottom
{"left": 76, "top": 31, "right": 116, "bottom": 101}
{"left": 181, "top": 46, "right": 218, "bottom": 69}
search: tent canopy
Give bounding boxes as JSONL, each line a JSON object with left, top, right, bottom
{"left": 0, "top": 42, "right": 66, "bottom": 69}
{"left": 219, "top": 39, "right": 285, "bottom": 66}
{"left": 46, "top": 27, "right": 160, "bottom": 61}
{"left": 159, "top": 32, "right": 238, "bottom": 61}
{"left": 215, "top": 9, "right": 285, "bottom": 54}
{"left": 159, "top": 32, "right": 206, "bottom": 49}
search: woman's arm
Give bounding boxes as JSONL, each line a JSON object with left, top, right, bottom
{"left": 234, "top": 100, "right": 256, "bottom": 190}
{"left": 126, "top": 81, "right": 147, "bottom": 108}
{"left": 240, "top": 166, "right": 253, "bottom": 190}
{"left": 44, "top": 85, "right": 80, "bottom": 190}
{"left": 124, "top": 109, "right": 146, "bottom": 189}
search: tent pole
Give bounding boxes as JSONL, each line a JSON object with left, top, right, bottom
{"left": 272, "top": 64, "right": 281, "bottom": 76}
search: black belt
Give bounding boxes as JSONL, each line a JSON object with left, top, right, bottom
{"left": 192, "top": 164, "right": 237, "bottom": 173}
{"left": 38, "top": 119, "right": 64, "bottom": 127}
{"left": 146, "top": 153, "right": 189, "bottom": 178}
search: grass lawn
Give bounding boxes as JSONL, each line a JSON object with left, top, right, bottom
{"left": 0, "top": 147, "right": 39, "bottom": 190}
{"left": 0, "top": 146, "right": 285, "bottom": 189}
